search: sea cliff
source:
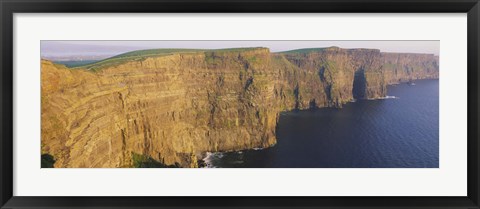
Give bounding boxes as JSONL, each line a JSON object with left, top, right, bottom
{"left": 41, "top": 47, "right": 439, "bottom": 167}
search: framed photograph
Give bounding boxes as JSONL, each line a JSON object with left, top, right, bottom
{"left": 1, "top": 0, "right": 479, "bottom": 208}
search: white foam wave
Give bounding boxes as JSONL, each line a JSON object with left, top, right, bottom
{"left": 202, "top": 152, "right": 218, "bottom": 168}
{"left": 383, "top": 95, "right": 399, "bottom": 99}
{"left": 369, "top": 95, "right": 399, "bottom": 100}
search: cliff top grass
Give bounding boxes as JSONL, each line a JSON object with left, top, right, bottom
{"left": 278, "top": 47, "right": 340, "bottom": 54}
{"left": 73, "top": 47, "right": 268, "bottom": 72}
{"left": 279, "top": 46, "right": 381, "bottom": 54}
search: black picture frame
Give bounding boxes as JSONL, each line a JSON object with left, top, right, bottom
{"left": 1, "top": 0, "right": 479, "bottom": 208}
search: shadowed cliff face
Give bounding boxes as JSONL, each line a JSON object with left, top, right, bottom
{"left": 41, "top": 47, "right": 439, "bottom": 168}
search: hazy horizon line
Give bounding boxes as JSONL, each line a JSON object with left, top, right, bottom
{"left": 42, "top": 46, "right": 439, "bottom": 58}
{"left": 41, "top": 41, "right": 440, "bottom": 61}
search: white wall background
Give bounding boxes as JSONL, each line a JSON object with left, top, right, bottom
{"left": 13, "top": 13, "right": 467, "bottom": 196}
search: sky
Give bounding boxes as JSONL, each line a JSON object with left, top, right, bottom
{"left": 41, "top": 40, "right": 440, "bottom": 61}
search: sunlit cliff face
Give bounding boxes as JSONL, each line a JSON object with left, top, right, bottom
{"left": 41, "top": 47, "right": 439, "bottom": 168}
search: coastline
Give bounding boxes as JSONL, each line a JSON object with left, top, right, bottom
{"left": 201, "top": 78, "right": 438, "bottom": 168}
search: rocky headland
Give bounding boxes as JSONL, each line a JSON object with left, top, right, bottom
{"left": 41, "top": 47, "right": 439, "bottom": 168}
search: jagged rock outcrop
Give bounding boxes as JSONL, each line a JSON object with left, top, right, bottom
{"left": 41, "top": 47, "right": 439, "bottom": 168}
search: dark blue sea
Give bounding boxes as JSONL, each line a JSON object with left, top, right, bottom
{"left": 204, "top": 79, "right": 439, "bottom": 168}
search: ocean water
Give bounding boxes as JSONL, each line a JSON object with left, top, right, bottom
{"left": 204, "top": 79, "right": 439, "bottom": 168}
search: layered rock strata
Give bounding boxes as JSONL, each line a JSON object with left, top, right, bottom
{"left": 41, "top": 47, "right": 439, "bottom": 167}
